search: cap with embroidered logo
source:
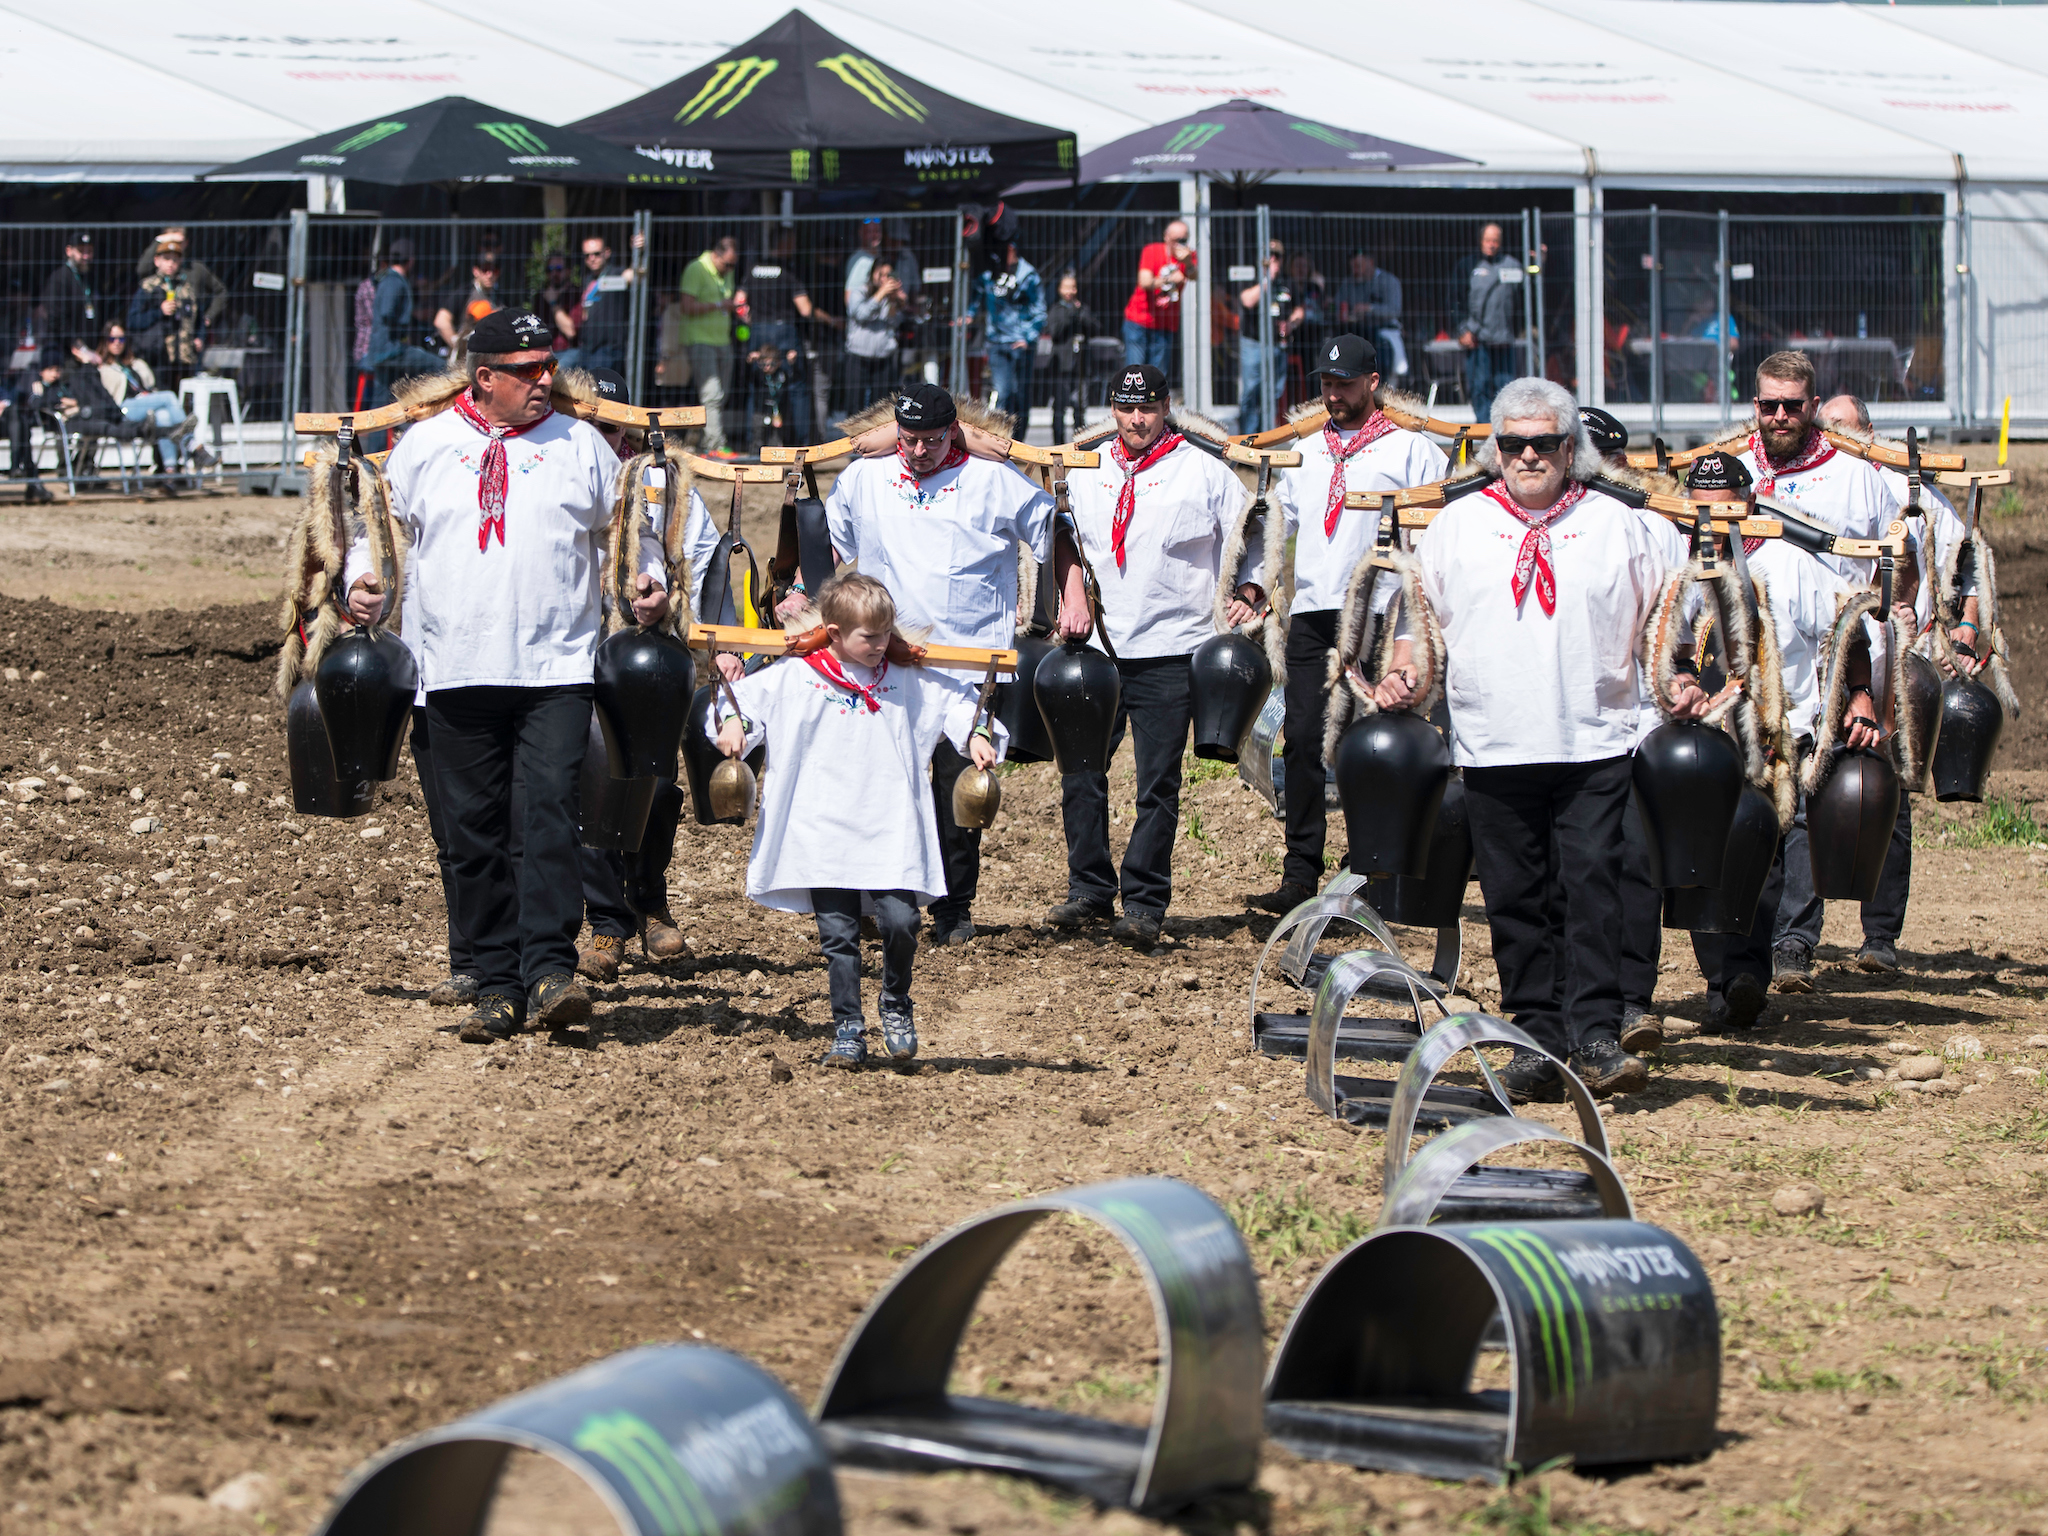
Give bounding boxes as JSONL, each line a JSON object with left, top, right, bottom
{"left": 1579, "top": 406, "right": 1628, "bottom": 457}
{"left": 893, "top": 382, "right": 957, "bottom": 432}
{"left": 1686, "top": 450, "right": 1753, "bottom": 493}
{"left": 1316, "top": 333, "right": 1379, "bottom": 381}
{"left": 468, "top": 309, "right": 554, "bottom": 355}
{"left": 1110, "top": 363, "right": 1169, "bottom": 406}
{"left": 586, "top": 367, "right": 628, "bottom": 405}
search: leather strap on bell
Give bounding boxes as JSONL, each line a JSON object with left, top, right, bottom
{"left": 726, "top": 475, "right": 768, "bottom": 629}
{"left": 1654, "top": 435, "right": 1671, "bottom": 478}
{"left": 1372, "top": 491, "right": 1398, "bottom": 561}
{"left": 771, "top": 464, "right": 803, "bottom": 588}
{"left": 1693, "top": 498, "right": 1716, "bottom": 575}
{"left": 328, "top": 416, "right": 357, "bottom": 624}
{"left": 1447, "top": 426, "right": 1469, "bottom": 467}
{"left": 1905, "top": 428, "right": 1923, "bottom": 520}
{"left": 1053, "top": 468, "right": 1119, "bottom": 663}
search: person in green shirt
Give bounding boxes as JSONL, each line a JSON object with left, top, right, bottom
{"left": 679, "top": 235, "right": 741, "bottom": 454}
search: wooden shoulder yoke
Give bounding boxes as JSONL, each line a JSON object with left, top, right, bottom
{"left": 1231, "top": 405, "right": 1492, "bottom": 449}
{"left": 760, "top": 436, "right": 1101, "bottom": 470}
{"left": 294, "top": 397, "right": 705, "bottom": 436}
{"left": 692, "top": 623, "right": 1016, "bottom": 673}
{"left": 1626, "top": 430, "right": 1966, "bottom": 474}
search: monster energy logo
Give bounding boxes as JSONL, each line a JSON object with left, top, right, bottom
{"left": 1058, "top": 137, "right": 1076, "bottom": 170}
{"left": 1467, "top": 1228, "right": 1593, "bottom": 1410}
{"left": 815, "top": 55, "right": 927, "bottom": 122}
{"left": 573, "top": 1410, "right": 718, "bottom": 1536}
{"left": 331, "top": 121, "right": 406, "bottom": 154}
{"left": 1289, "top": 122, "right": 1358, "bottom": 149}
{"left": 822, "top": 149, "right": 841, "bottom": 182}
{"left": 1162, "top": 123, "right": 1225, "bottom": 154}
{"left": 789, "top": 148, "right": 811, "bottom": 182}
{"left": 675, "top": 57, "right": 779, "bottom": 124}
{"left": 476, "top": 122, "right": 550, "bottom": 154}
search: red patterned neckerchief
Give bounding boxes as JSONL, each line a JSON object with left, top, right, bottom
{"left": 1743, "top": 535, "right": 1765, "bottom": 556}
{"left": 805, "top": 649, "right": 888, "bottom": 713}
{"left": 895, "top": 435, "right": 970, "bottom": 499}
{"left": 453, "top": 390, "right": 551, "bottom": 551}
{"left": 1748, "top": 425, "right": 1835, "bottom": 500}
{"left": 1108, "top": 430, "right": 1185, "bottom": 571}
{"left": 1320, "top": 412, "right": 1401, "bottom": 536}
{"left": 1481, "top": 479, "right": 1589, "bottom": 616}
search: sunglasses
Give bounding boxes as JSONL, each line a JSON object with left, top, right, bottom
{"left": 1497, "top": 432, "right": 1569, "bottom": 456}
{"left": 1755, "top": 396, "right": 1811, "bottom": 418}
{"left": 483, "top": 356, "right": 557, "bottom": 383}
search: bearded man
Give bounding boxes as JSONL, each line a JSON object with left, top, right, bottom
{"left": 1249, "top": 334, "right": 1448, "bottom": 913}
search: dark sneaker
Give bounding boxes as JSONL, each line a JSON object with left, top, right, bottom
{"left": 458, "top": 991, "right": 524, "bottom": 1044}
{"left": 822, "top": 1021, "right": 868, "bottom": 1069}
{"left": 1856, "top": 939, "right": 1900, "bottom": 975}
{"left": 1619, "top": 1005, "right": 1664, "bottom": 1055}
{"left": 1572, "top": 1036, "right": 1649, "bottom": 1097}
{"left": 429, "top": 972, "right": 481, "bottom": 1008}
{"left": 576, "top": 933, "right": 623, "bottom": 983}
{"left": 1723, "top": 971, "right": 1767, "bottom": 1031}
{"left": 1246, "top": 880, "right": 1315, "bottom": 915}
{"left": 1111, "top": 910, "right": 1162, "bottom": 950}
{"left": 880, "top": 999, "right": 918, "bottom": 1061}
{"left": 1497, "top": 1048, "right": 1565, "bottom": 1104}
{"left": 1772, "top": 942, "right": 1815, "bottom": 994}
{"left": 1046, "top": 898, "right": 1112, "bottom": 929}
{"left": 528, "top": 972, "right": 593, "bottom": 1031}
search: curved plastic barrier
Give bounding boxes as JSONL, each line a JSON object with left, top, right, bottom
{"left": 1305, "top": 948, "right": 1457, "bottom": 1121}
{"left": 1234, "top": 683, "right": 1285, "bottom": 813}
{"left": 314, "top": 1344, "right": 839, "bottom": 1536}
{"left": 814, "top": 1177, "right": 1264, "bottom": 1512}
{"left": 1378, "top": 1116, "right": 1633, "bottom": 1230}
{"left": 1265, "top": 1220, "right": 1720, "bottom": 1483}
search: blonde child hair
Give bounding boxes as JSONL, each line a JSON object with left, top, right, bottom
{"left": 816, "top": 571, "right": 897, "bottom": 634}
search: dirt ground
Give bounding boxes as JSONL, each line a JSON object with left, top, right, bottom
{"left": 1, "top": 445, "right": 2047, "bottom": 1536}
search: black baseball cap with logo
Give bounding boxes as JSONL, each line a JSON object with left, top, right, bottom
{"left": 1579, "top": 407, "right": 1628, "bottom": 457}
{"left": 468, "top": 309, "right": 553, "bottom": 354}
{"left": 894, "top": 382, "right": 957, "bottom": 431}
{"left": 1110, "top": 363, "right": 1169, "bottom": 406}
{"left": 1686, "top": 450, "right": 1753, "bottom": 493}
{"left": 586, "top": 367, "right": 628, "bottom": 405}
{"left": 1315, "top": 333, "right": 1379, "bottom": 381}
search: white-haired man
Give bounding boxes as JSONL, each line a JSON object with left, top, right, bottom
{"left": 1376, "top": 377, "right": 1704, "bottom": 1099}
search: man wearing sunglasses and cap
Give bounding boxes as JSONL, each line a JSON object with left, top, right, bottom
{"left": 1374, "top": 378, "right": 1704, "bottom": 1099}
{"left": 1250, "top": 334, "right": 1447, "bottom": 914}
{"left": 1050, "top": 363, "right": 1267, "bottom": 949}
{"left": 344, "top": 309, "right": 670, "bottom": 1044}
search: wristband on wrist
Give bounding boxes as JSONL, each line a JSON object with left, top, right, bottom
{"left": 1956, "top": 619, "right": 1978, "bottom": 634}
{"left": 1847, "top": 684, "right": 1873, "bottom": 700}
{"left": 970, "top": 724, "right": 996, "bottom": 743}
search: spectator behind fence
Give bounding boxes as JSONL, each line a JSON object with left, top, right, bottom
{"left": 679, "top": 234, "right": 741, "bottom": 456}
{"left": 744, "top": 228, "right": 813, "bottom": 448}
{"left": 843, "top": 218, "right": 922, "bottom": 314}
{"left": 532, "top": 252, "right": 579, "bottom": 352}
{"left": 1335, "top": 251, "right": 1408, "bottom": 379}
{"left": 359, "top": 241, "right": 444, "bottom": 441}
{"left": 7, "top": 360, "right": 65, "bottom": 501}
{"left": 1280, "top": 252, "right": 1327, "bottom": 404}
{"left": 1458, "top": 222, "right": 1521, "bottom": 424}
{"left": 434, "top": 256, "right": 501, "bottom": 357}
{"left": 98, "top": 322, "right": 209, "bottom": 473}
{"left": 1122, "top": 219, "right": 1195, "bottom": 376}
{"left": 979, "top": 237, "right": 1045, "bottom": 423}
{"left": 126, "top": 240, "right": 209, "bottom": 380}
{"left": 132, "top": 228, "right": 227, "bottom": 336}
{"left": 843, "top": 258, "right": 905, "bottom": 415}
{"left": 1236, "top": 245, "right": 1285, "bottom": 435}
{"left": 561, "top": 232, "right": 638, "bottom": 374}
{"left": 1046, "top": 269, "right": 1099, "bottom": 444}
{"left": 36, "top": 232, "right": 97, "bottom": 367}
{"left": 58, "top": 338, "right": 148, "bottom": 473}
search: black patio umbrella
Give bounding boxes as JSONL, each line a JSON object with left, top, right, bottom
{"left": 1018, "top": 97, "right": 1472, "bottom": 191}
{"left": 203, "top": 96, "right": 718, "bottom": 187}
{"left": 571, "top": 9, "right": 1075, "bottom": 194}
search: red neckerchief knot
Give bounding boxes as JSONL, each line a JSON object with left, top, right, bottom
{"left": 1481, "top": 479, "right": 1588, "bottom": 616}
{"left": 805, "top": 649, "right": 888, "bottom": 713}
{"left": 1742, "top": 535, "right": 1765, "bottom": 556}
{"left": 1108, "top": 430, "right": 1184, "bottom": 571}
{"left": 895, "top": 434, "right": 970, "bottom": 491}
{"left": 1320, "top": 412, "right": 1400, "bottom": 537}
{"left": 453, "top": 390, "right": 550, "bottom": 551}
{"left": 1748, "top": 425, "right": 1835, "bottom": 500}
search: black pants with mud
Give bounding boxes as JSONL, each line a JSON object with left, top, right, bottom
{"left": 1060, "top": 654, "right": 1192, "bottom": 919}
{"left": 812, "top": 889, "right": 918, "bottom": 1025}
{"left": 929, "top": 739, "right": 979, "bottom": 929}
{"left": 1692, "top": 833, "right": 1787, "bottom": 1004}
{"left": 582, "top": 780, "right": 686, "bottom": 939}
{"left": 424, "top": 684, "right": 590, "bottom": 996}
{"left": 1281, "top": 609, "right": 1340, "bottom": 891}
{"left": 1618, "top": 791, "right": 1662, "bottom": 1012}
{"left": 1464, "top": 756, "right": 1631, "bottom": 1058}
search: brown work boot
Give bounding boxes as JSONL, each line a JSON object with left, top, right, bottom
{"left": 641, "top": 912, "right": 689, "bottom": 962}
{"left": 576, "top": 932, "right": 623, "bottom": 983}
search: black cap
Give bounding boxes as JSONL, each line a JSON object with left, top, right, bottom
{"left": 467, "top": 309, "right": 553, "bottom": 355}
{"left": 1686, "top": 450, "right": 1753, "bottom": 493}
{"left": 586, "top": 367, "right": 628, "bottom": 405}
{"left": 894, "top": 382, "right": 957, "bottom": 432}
{"left": 1315, "top": 333, "right": 1378, "bottom": 381}
{"left": 1110, "top": 363, "right": 1169, "bottom": 406}
{"left": 66, "top": 231, "right": 92, "bottom": 247}
{"left": 1579, "top": 407, "right": 1627, "bottom": 456}
{"left": 387, "top": 237, "right": 414, "bottom": 263}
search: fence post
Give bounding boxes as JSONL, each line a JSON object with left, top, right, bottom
{"left": 1582, "top": 187, "right": 1602, "bottom": 409}
{"left": 1180, "top": 176, "right": 1201, "bottom": 413}
{"left": 627, "top": 208, "right": 652, "bottom": 405}
{"left": 1947, "top": 194, "right": 1968, "bottom": 431}
{"left": 950, "top": 208, "right": 969, "bottom": 397}
{"left": 1520, "top": 209, "right": 1536, "bottom": 379}
{"left": 283, "top": 208, "right": 308, "bottom": 486}
{"left": 1717, "top": 210, "right": 1731, "bottom": 431}
{"left": 1192, "top": 176, "right": 1214, "bottom": 418}
{"left": 1649, "top": 203, "right": 1663, "bottom": 440}
{"left": 1256, "top": 205, "right": 1274, "bottom": 432}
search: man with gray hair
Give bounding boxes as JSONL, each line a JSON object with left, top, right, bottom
{"left": 1375, "top": 376, "right": 1704, "bottom": 1099}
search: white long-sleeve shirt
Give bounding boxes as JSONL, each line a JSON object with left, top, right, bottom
{"left": 1684, "top": 541, "right": 1850, "bottom": 742}
{"left": 1738, "top": 437, "right": 1900, "bottom": 585}
{"left": 710, "top": 656, "right": 1004, "bottom": 913}
{"left": 1276, "top": 425, "right": 1447, "bottom": 613}
{"left": 349, "top": 405, "right": 662, "bottom": 692}
{"left": 824, "top": 454, "right": 1055, "bottom": 648}
{"left": 1063, "top": 437, "right": 1267, "bottom": 659}
{"left": 1410, "top": 485, "right": 1672, "bottom": 768}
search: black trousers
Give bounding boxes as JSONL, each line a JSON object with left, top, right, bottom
{"left": 1775, "top": 784, "right": 1912, "bottom": 953}
{"left": 1693, "top": 832, "right": 1786, "bottom": 1004}
{"left": 582, "top": 780, "right": 686, "bottom": 939}
{"left": 7, "top": 400, "right": 41, "bottom": 479}
{"left": 409, "top": 705, "right": 471, "bottom": 975}
{"left": 1618, "top": 791, "right": 1663, "bottom": 1013}
{"left": 929, "top": 739, "right": 980, "bottom": 926}
{"left": 813, "top": 889, "right": 918, "bottom": 1024}
{"left": 1464, "top": 756, "right": 1632, "bottom": 1058}
{"left": 1061, "top": 654, "right": 1192, "bottom": 918}
{"left": 424, "top": 685, "right": 590, "bottom": 995}
{"left": 1281, "top": 609, "right": 1340, "bottom": 890}
{"left": 1049, "top": 374, "right": 1085, "bottom": 445}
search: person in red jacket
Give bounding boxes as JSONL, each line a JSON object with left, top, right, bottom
{"left": 1121, "top": 220, "right": 1195, "bottom": 380}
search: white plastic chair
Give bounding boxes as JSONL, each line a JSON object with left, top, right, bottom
{"left": 177, "top": 372, "right": 248, "bottom": 479}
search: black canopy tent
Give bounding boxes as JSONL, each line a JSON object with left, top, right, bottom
{"left": 571, "top": 9, "right": 1075, "bottom": 196}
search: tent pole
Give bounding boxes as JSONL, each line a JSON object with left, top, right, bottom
{"left": 1179, "top": 175, "right": 1200, "bottom": 410}
{"left": 950, "top": 208, "right": 968, "bottom": 397}
{"left": 1717, "top": 209, "right": 1731, "bottom": 431}
{"left": 1649, "top": 203, "right": 1663, "bottom": 441}
{"left": 627, "top": 207, "right": 652, "bottom": 405}
{"left": 1581, "top": 181, "right": 1601, "bottom": 410}
{"left": 283, "top": 208, "right": 308, "bottom": 486}
{"left": 1524, "top": 208, "right": 1541, "bottom": 381}
{"left": 1256, "top": 205, "right": 1274, "bottom": 435}
{"left": 1193, "top": 175, "right": 1214, "bottom": 418}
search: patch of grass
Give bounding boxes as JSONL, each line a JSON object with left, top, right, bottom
{"left": 1991, "top": 485, "right": 2027, "bottom": 519}
{"left": 1229, "top": 1184, "right": 1370, "bottom": 1272}
{"left": 1934, "top": 794, "right": 2044, "bottom": 849}
{"left": 1758, "top": 1362, "right": 1902, "bottom": 1394}
{"left": 1463, "top": 1482, "right": 1647, "bottom": 1536}
{"left": 1183, "top": 807, "right": 1218, "bottom": 855}
{"left": 1182, "top": 752, "right": 1237, "bottom": 786}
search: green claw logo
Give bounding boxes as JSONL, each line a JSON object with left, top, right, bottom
{"left": 1058, "top": 138, "right": 1077, "bottom": 170}
{"left": 816, "top": 54, "right": 928, "bottom": 122}
{"left": 572, "top": 1410, "right": 718, "bottom": 1536}
{"left": 822, "top": 149, "right": 841, "bottom": 182}
{"left": 675, "top": 57, "right": 779, "bottom": 124}
{"left": 332, "top": 121, "right": 406, "bottom": 154}
{"left": 790, "top": 148, "right": 812, "bottom": 182}
{"left": 1162, "top": 123, "right": 1225, "bottom": 154}
{"left": 1468, "top": 1228, "right": 1593, "bottom": 1410}
{"left": 1288, "top": 123, "right": 1359, "bottom": 150}
{"left": 477, "top": 123, "right": 551, "bottom": 155}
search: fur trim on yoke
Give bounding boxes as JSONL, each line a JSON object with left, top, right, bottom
{"left": 1933, "top": 524, "right": 2021, "bottom": 720}
{"left": 1801, "top": 592, "right": 1925, "bottom": 795}
{"left": 779, "top": 607, "right": 931, "bottom": 667}
{"left": 1320, "top": 549, "right": 1444, "bottom": 768}
{"left": 1213, "top": 470, "right": 1289, "bottom": 685}
{"left": 390, "top": 369, "right": 470, "bottom": 412}
{"left": 275, "top": 447, "right": 403, "bottom": 700}
{"left": 835, "top": 393, "right": 1017, "bottom": 449}
{"left": 608, "top": 444, "right": 696, "bottom": 640}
